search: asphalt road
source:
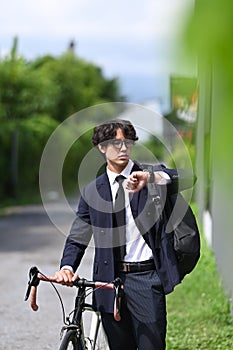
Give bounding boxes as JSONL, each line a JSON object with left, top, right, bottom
{"left": 0, "top": 201, "right": 97, "bottom": 350}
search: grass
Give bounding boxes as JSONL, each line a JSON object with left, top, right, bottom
{"left": 166, "top": 233, "right": 233, "bottom": 349}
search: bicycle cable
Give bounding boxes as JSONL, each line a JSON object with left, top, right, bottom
{"left": 85, "top": 282, "right": 112, "bottom": 298}
{"left": 36, "top": 272, "right": 117, "bottom": 325}
{"left": 38, "top": 270, "right": 70, "bottom": 325}
{"left": 67, "top": 282, "right": 113, "bottom": 319}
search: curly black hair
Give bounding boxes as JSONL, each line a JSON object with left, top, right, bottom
{"left": 92, "top": 119, "right": 139, "bottom": 146}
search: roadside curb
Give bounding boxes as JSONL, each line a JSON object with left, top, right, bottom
{"left": 0, "top": 206, "right": 25, "bottom": 217}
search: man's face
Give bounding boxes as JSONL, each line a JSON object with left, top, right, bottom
{"left": 98, "top": 128, "right": 134, "bottom": 173}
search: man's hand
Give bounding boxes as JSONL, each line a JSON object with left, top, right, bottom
{"left": 42, "top": 269, "right": 79, "bottom": 287}
{"left": 125, "top": 171, "right": 149, "bottom": 193}
{"left": 126, "top": 171, "right": 165, "bottom": 193}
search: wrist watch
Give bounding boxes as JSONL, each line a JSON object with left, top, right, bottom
{"left": 143, "top": 167, "right": 155, "bottom": 183}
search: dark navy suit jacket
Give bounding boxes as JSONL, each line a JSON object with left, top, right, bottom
{"left": 60, "top": 162, "right": 195, "bottom": 312}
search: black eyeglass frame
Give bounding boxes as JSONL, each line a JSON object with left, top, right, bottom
{"left": 107, "top": 138, "right": 135, "bottom": 149}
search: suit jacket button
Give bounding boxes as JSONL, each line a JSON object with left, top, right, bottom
{"left": 100, "top": 229, "right": 105, "bottom": 234}
{"left": 104, "top": 260, "right": 108, "bottom": 265}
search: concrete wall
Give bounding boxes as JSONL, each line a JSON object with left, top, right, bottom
{"left": 196, "top": 58, "right": 233, "bottom": 313}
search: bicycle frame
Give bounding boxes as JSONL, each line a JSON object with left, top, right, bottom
{"left": 60, "top": 281, "right": 110, "bottom": 349}
{"left": 25, "top": 266, "right": 122, "bottom": 350}
{"left": 64, "top": 284, "right": 90, "bottom": 349}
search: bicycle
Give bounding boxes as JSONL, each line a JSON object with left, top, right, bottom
{"left": 24, "top": 266, "right": 123, "bottom": 350}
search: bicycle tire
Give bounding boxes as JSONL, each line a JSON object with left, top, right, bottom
{"left": 59, "top": 329, "right": 82, "bottom": 350}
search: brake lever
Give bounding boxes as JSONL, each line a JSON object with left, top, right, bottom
{"left": 113, "top": 277, "right": 123, "bottom": 321}
{"left": 24, "top": 266, "right": 40, "bottom": 301}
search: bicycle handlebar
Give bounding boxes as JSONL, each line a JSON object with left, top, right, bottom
{"left": 25, "top": 266, "right": 123, "bottom": 321}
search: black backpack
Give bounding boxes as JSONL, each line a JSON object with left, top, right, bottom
{"left": 141, "top": 164, "right": 201, "bottom": 281}
{"left": 163, "top": 192, "right": 201, "bottom": 280}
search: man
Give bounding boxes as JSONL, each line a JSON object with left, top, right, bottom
{"left": 52, "top": 119, "right": 195, "bottom": 349}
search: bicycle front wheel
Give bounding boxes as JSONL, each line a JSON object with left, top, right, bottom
{"left": 59, "top": 330, "right": 82, "bottom": 350}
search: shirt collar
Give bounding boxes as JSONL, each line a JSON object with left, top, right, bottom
{"left": 107, "top": 159, "right": 134, "bottom": 185}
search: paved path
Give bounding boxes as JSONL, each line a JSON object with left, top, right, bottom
{"left": 0, "top": 202, "right": 96, "bottom": 350}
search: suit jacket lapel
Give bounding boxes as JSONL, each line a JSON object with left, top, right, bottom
{"left": 96, "top": 172, "right": 113, "bottom": 202}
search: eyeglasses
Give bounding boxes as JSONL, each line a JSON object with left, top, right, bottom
{"left": 108, "top": 139, "right": 135, "bottom": 149}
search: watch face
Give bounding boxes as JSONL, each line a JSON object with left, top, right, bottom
{"left": 143, "top": 168, "right": 154, "bottom": 183}
{"left": 149, "top": 172, "right": 154, "bottom": 183}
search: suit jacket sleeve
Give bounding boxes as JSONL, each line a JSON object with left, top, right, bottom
{"left": 153, "top": 164, "right": 197, "bottom": 194}
{"left": 60, "top": 191, "right": 93, "bottom": 271}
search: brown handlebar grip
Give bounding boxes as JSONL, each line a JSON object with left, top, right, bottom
{"left": 114, "top": 296, "right": 121, "bottom": 321}
{"left": 30, "top": 286, "right": 39, "bottom": 311}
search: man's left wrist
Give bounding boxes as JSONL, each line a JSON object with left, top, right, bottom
{"left": 143, "top": 169, "right": 154, "bottom": 183}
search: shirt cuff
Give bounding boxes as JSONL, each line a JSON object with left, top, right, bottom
{"left": 61, "top": 265, "right": 74, "bottom": 273}
{"left": 155, "top": 171, "right": 171, "bottom": 185}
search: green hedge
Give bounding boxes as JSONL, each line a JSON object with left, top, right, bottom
{"left": 0, "top": 115, "right": 58, "bottom": 200}
{"left": 0, "top": 116, "right": 97, "bottom": 204}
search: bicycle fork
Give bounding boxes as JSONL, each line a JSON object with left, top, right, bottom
{"left": 60, "top": 286, "right": 87, "bottom": 349}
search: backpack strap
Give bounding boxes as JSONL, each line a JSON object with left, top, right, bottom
{"left": 136, "top": 162, "right": 164, "bottom": 250}
{"left": 138, "top": 163, "right": 162, "bottom": 207}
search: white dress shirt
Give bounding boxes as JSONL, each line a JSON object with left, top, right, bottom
{"left": 107, "top": 159, "right": 154, "bottom": 262}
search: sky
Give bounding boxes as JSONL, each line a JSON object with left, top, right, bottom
{"left": 0, "top": 0, "right": 195, "bottom": 113}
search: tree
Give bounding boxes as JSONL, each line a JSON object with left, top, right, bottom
{"left": 0, "top": 38, "right": 124, "bottom": 201}
{"left": 35, "top": 50, "right": 124, "bottom": 121}
{"left": 0, "top": 38, "right": 57, "bottom": 120}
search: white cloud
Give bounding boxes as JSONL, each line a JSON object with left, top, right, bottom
{"left": 1, "top": 0, "right": 192, "bottom": 41}
{"left": 0, "top": 0, "right": 194, "bottom": 103}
